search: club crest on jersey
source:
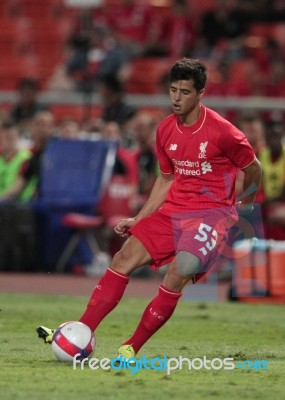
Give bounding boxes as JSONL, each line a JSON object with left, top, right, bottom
{"left": 198, "top": 141, "right": 208, "bottom": 158}
{"left": 169, "top": 144, "right": 178, "bottom": 151}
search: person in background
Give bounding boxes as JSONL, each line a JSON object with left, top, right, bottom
{"left": 97, "top": 74, "right": 137, "bottom": 129}
{"left": 238, "top": 112, "right": 265, "bottom": 156}
{"left": 10, "top": 78, "right": 48, "bottom": 132}
{"left": 157, "top": 0, "right": 197, "bottom": 59}
{"left": 0, "top": 111, "right": 55, "bottom": 201}
{"left": 0, "top": 110, "right": 10, "bottom": 153}
{"left": 131, "top": 112, "right": 157, "bottom": 211}
{"left": 104, "top": 0, "right": 154, "bottom": 57}
{"left": 198, "top": 0, "right": 249, "bottom": 59}
{"left": 65, "top": 8, "right": 94, "bottom": 81}
{"left": 0, "top": 119, "right": 31, "bottom": 199}
{"left": 0, "top": 112, "right": 54, "bottom": 271}
{"left": 258, "top": 120, "right": 285, "bottom": 239}
{"left": 235, "top": 112, "right": 265, "bottom": 204}
{"left": 58, "top": 117, "right": 81, "bottom": 140}
{"left": 101, "top": 121, "right": 138, "bottom": 198}
{"left": 97, "top": 121, "right": 139, "bottom": 255}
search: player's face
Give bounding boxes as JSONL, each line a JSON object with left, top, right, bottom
{"left": 170, "top": 80, "right": 204, "bottom": 119}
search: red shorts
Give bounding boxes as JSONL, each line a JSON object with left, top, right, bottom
{"left": 129, "top": 208, "right": 237, "bottom": 281}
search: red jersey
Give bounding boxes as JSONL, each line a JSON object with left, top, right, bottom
{"left": 156, "top": 105, "right": 255, "bottom": 214}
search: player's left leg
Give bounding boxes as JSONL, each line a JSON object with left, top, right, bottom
{"left": 119, "top": 252, "right": 201, "bottom": 357}
{"left": 37, "top": 235, "right": 152, "bottom": 343}
{"left": 79, "top": 235, "right": 152, "bottom": 331}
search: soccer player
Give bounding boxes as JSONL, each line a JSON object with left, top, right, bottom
{"left": 37, "top": 58, "right": 262, "bottom": 360}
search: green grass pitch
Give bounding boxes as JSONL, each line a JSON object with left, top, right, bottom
{"left": 0, "top": 292, "right": 284, "bottom": 400}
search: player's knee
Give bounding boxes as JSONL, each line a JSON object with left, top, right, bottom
{"left": 110, "top": 243, "right": 143, "bottom": 274}
{"left": 163, "top": 265, "right": 191, "bottom": 292}
{"left": 175, "top": 251, "right": 202, "bottom": 276}
{"left": 111, "top": 247, "right": 130, "bottom": 270}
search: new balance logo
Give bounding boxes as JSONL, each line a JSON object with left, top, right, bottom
{"left": 201, "top": 161, "right": 212, "bottom": 174}
{"left": 169, "top": 144, "right": 177, "bottom": 150}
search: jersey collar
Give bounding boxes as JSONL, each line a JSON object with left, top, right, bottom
{"left": 176, "top": 105, "right": 207, "bottom": 135}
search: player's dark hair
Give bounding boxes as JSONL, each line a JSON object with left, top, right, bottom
{"left": 169, "top": 58, "right": 207, "bottom": 92}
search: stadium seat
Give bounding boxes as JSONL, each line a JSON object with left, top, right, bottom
{"left": 0, "top": 54, "right": 44, "bottom": 90}
{"left": 22, "top": 0, "right": 65, "bottom": 19}
{"left": 126, "top": 57, "right": 169, "bottom": 94}
{"left": 50, "top": 104, "right": 102, "bottom": 124}
{"left": 0, "top": 1, "right": 72, "bottom": 90}
{"left": 56, "top": 174, "right": 134, "bottom": 273}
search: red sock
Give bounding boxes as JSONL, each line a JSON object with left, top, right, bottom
{"left": 123, "top": 285, "right": 182, "bottom": 353}
{"left": 80, "top": 268, "right": 129, "bottom": 331}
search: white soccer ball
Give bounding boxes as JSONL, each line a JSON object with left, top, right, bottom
{"left": 52, "top": 321, "right": 96, "bottom": 362}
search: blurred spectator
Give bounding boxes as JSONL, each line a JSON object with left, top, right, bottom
{"left": 0, "top": 111, "right": 55, "bottom": 201}
{"left": 0, "top": 119, "right": 31, "bottom": 199}
{"left": 157, "top": 0, "right": 198, "bottom": 59}
{"left": 66, "top": 23, "right": 131, "bottom": 92}
{"left": 238, "top": 112, "right": 265, "bottom": 155}
{"left": 87, "top": 27, "right": 131, "bottom": 88}
{"left": 198, "top": 0, "right": 249, "bottom": 59}
{"left": 0, "top": 110, "right": 10, "bottom": 152}
{"left": 97, "top": 74, "right": 137, "bottom": 128}
{"left": 58, "top": 117, "right": 81, "bottom": 140}
{"left": 10, "top": 79, "right": 48, "bottom": 130}
{"left": 104, "top": 0, "right": 154, "bottom": 57}
{"left": 101, "top": 121, "right": 138, "bottom": 190}
{"left": 259, "top": 121, "right": 285, "bottom": 201}
{"left": 131, "top": 113, "right": 157, "bottom": 210}
{"left": 236, "top": 112, "right": 265, "bottom": 202}
{"left": 96, "top": 121, "right": 138, "bottom": 254}
{"left": 264, "top": 57, "right": 285, "bottom": 98}
{"left": 258, "top": 120, "right": 285, "bottom": 239}
{"left": 80, "top": 117, "right": 104, "bottom": 140}
{"left": 67, "top": 8, "right": 95, "bottom": 75}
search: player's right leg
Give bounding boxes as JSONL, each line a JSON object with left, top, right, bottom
{"left": 37, "top": 235, "right": 152, "bottom": 343}
{"left": 119, "top": 253, "right": 200, "bottom": 357}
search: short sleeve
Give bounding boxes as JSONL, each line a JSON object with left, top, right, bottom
{"left": 219, "top": 122, "right": 255, "bottom": 169}
{"left": 156, "top": 126, "right": 173, "bottom": 174}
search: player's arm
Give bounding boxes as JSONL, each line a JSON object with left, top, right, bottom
{"left": 114, "top": 171, "right": 174, "bottom": 236}
{"left": 238, "top": 157, "right": 262, "bottom": 209}
{"left": 135, "top": 171, "right": 174, "bottom": 220}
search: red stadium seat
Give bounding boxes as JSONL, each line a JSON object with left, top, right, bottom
{"left": 0, "top": 55, "right": 42, "bottom": 89}
{"left": 50, "top": 104, "right": 102, "bottom": 124}
{"left": 247, "top": 22, "right": 285, "bottom": 48}
{"left": 126, "top": 57, "right": 169, "bottom": 94}
{"left": 0, "top": 2, "right": 72, "bottom": 90}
